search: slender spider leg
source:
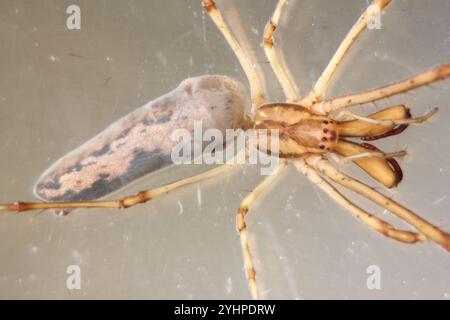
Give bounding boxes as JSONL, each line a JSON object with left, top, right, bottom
{"left": 223, "top": 0, "right": 266, "bottom": 105}
{"left": 336, "top": 150, "right": 406, "bottom": 164}
{"left": 203, "top": 0, "right": 267, "bottom": 112}
{"left": 311, "top": 64, "right": 450, "bottom": 114}
{"left": 301, "top": 0, "right": 392, "bottom": 106}
{"left": 342, "top": 107, "right": 438, "bottom": 126}
{"left": 305, "top": 155, "right": 450, "bottom": 251}
{"left": 294, "top": 158, "right": 426, "bottom": 244}
{"left": 264, "top": 0, "right": 300, "bottom": 102}
{"left": 237, "top": 160, "right": 288, "bottom": 300}
{"left": 0, "top": 161, "right": 239, "bottom": 213}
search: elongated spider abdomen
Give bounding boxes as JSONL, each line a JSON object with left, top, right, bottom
{"left": 33, "top": 75, "right": 247, "bottom": 205}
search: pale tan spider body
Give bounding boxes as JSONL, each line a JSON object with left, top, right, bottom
{"left": 255, "top": 103, "right": 338, "bottom": 155}
{"left": 2, "top": 0, "right": 450, "bottom": 300}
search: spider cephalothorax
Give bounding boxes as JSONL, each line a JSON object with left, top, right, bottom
{"left": 255, "top": 103, "right": 339, "bottom": 154}
{"left": 255, "top": 102, "right": 408, "bottom": 188}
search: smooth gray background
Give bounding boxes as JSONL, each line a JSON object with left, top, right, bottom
{"left": 0, "top": 0, "right": 449, "bottom": 299}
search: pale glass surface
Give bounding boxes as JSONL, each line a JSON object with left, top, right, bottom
{"left": 0, "top": 0, "right": 449, "bottom": 299}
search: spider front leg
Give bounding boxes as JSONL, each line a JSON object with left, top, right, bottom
{"left": 305, "top": 155, "right": 450, "bottom": 251}
{"left": 236, "top": 160, "right": 288, "bottom": 300}
{"left": 311, "top": 64, "right": 450, "bottom": 115}
{"left": 202, "top": 0, "right": 267, "bottom": 112}
{"left": 341, "top": 107, "right": 438, "bottom": 127}
{"left": 301, "top": 0, "right": 392, "bottom": 106}
{"left": 263, "top": 0, "right": 300, "bottom": 102}
{"left": 294, "top": 157, "right": 426, "bottom": 244}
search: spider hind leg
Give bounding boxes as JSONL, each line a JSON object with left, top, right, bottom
{"left": 305, "top": 156, "right": 450, "bottom": 252}
{"left": 294, "top": 158, "right": 426, "bottom": 245}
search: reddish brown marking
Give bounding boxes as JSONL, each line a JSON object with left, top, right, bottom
{"left": 361, "top": 143, "right": 403, "bottom": 184}
{"left": 362, "top": 124, "right": 409, "bottom": 141}
{"left": 323, "top": 128, "right": 329, "bottom": 133}
{"left": 321, "top": 137, "right": 327, "bottom": 142}
{"left": 137, "top": 191, "right": 147, "bottom": 203}
{"left": 362, "top": 109, "right": 411, "bottom": 141}
{"left": 247, "top": 267, "right": 256, "bottom": 280}
{"left": 264, "top": 37, "right": 274, "bottom": 47}
{"left": 360, "top": 142, "right": 379, "bottom": 152}
{"left": 386, "top": 157, "right": 403, "bottom": 184}
{"left": 237, "top": 207, "right": 249, "bottom": 232}
{"left": 319, "top": 145, "right": 325, "bottom": 150}
{"left": 264, "top": 22, "right": 276, "bottom": 47}
{"left": 8, "top": 202, "right": 30, "bottom": 212}
{"left": 118, "top": 200, "right": 127, "bottom": 209}
{"left": 202, "top": 0, "right": 216, "bottom": 12}
{"left": 329, "top": 130, "right": 337, "bottom": 141}
{"left": 323, "top": 120, "right": 329, "bottom": 125}
{"left": 269, "top": 21, "right": 276, "bottom": 32}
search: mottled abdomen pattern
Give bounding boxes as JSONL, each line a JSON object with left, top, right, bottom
{"left": 34, "top": 75, "right": 246, "bottom": 202}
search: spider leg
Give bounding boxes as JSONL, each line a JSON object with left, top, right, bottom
{"left": 202, "top": 0, "right": 267, "bottom": 112}
{"left": 342, "top": 107, "right": 438, "bottom": 127}
{"left": 335, "top": 150, "right": 406, "bottom": 164}
{"left": 301, "top": 0, "right": 392, "bottom": 106}
{"left": 264, "top": 0, "right": 300, "bottom": 102}
{"left": 0, "top": 161, "right": 239, "bottom": 212}
{"left": 294, "top": 157, "right": 426, "bottom": 244}
{"left": 305, "top": 155, "right": 450, "bottom": 251}
{"left": 311, "top": 64, "right": 450, "bottom": 114}
{"left": 237, "top": 159, "right": 288, "bottom": 299}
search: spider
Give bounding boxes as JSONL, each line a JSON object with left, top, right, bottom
{"left": 1, "top": 0, "right": 450, "bottom": 299}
